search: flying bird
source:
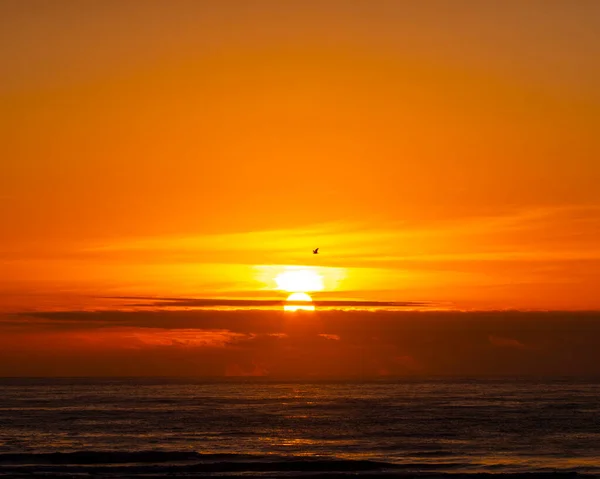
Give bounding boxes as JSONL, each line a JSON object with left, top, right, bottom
{"left": 313, "top": 248, "right": 319, "bottom": 254}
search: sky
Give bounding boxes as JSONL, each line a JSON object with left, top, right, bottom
{"left": 1, "top": 1, "right": 600, "bottom": 375}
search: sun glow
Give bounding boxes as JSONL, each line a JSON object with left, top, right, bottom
{"left": 284, "top": 292, "right": 315, "bottom": 312}
{"left": 274, "top": 268, "right": 324, "bottom": 293}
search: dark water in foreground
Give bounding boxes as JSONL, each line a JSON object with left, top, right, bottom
{"left": 0, "top": 378, "right": 599, "bottom": 477}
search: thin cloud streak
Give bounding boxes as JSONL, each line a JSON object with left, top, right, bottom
{"left": 107, "top": 296, "right": 431, "bottom": 309}
{"left": 77, "top": 205, "right": 600, "bottom": 264}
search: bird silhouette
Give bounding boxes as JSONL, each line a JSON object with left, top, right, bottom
{"left": 313, "top": 248, "right": 319, "bottom": 254}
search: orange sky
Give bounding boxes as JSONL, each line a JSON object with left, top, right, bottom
{"left": 2, "top": 0, "right": 600, "bottom": 312}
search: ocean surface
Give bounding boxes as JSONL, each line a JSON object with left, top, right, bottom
{"left": 0, "top": 377, "right": 599, "bottom": 477}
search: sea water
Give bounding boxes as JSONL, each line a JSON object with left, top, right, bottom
{"left": 0, "top": 377, "right": 599, "bottom": 477}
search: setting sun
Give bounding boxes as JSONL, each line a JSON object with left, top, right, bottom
{"left": 284, "top": 292, "right": 315, "bottom": 312}
{"left": 275, "top": 268, "right": 324, "bottom": 293}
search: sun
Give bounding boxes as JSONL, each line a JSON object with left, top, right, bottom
{"left": 274, "top": 268, "right": 321, "bottom": 312}
{"left": 284, "top": 292, "right": 315, "bottom": 312}
{"left": 274, "top": 268, "right": 324, "bottom": 293}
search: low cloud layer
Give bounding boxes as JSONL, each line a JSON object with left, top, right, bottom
{"left": 1, "top": 310, "right": 599, "bottom": 377}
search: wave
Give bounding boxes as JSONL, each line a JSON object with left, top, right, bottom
{"left": 0, "top": 451, "right": 597, "bottom": 477}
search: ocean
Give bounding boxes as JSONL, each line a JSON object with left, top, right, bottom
{"left": 0, "top": 377, "right": 599, "bottom": 477}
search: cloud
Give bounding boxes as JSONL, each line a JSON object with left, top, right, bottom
{"left": 10, "top": 205, "right": 598, "bottom": 266}
{"left": 2, "top": 310, "right": 600, "bottom": 377}
{"left": 108, "top": 296, "right": 430, "bottom": 309}
{"left": 318, "top": 333, "right": 340, "bottom": 341}
{"left": 73, "top": 205, "right": 600, "bottom": 266}
{"left": 393, "top": 355, "right": 422, "bottom": 371}
{"left": 488, "top": 335, "right": 527, "bottom": 350}
{"left": 225, "top": 361, "right": 269, "bottom": 377}
{"left": 126, "top": 329, "right": 247, "bottom": 348}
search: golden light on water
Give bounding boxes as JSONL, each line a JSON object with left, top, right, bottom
{"left": 284, "top": 292, "right": 315, "bottom": 312}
